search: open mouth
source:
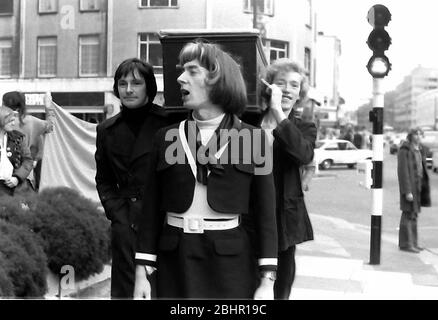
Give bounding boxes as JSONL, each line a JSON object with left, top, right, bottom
{"left": 181, "top": 89, "right": 190, "bottom": 96}
{"left": 282, "top": 95, "right": 293, "bottom": 101}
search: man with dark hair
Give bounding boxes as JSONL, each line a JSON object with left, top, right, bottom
{"left": 95, "top": 58, "right": 169, "bottom": 298}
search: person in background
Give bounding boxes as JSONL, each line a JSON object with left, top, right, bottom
{"left": 0, "top": 106, "right": 33, "bottom": 196}
{"left": 134, "top": 40, "right": 278, "bottom": 299}
{"left": 2, "top": 91, "right": 54, "bottom": 192}
{"left": 353, "top": 126, "right": 364, "bottom": 149}
{"left": 95, "top": 58, "right": 169, "bottom": 298}
{"left": 397, "top": 128, "right": 431, "bottom": 253}
{"left": 259, "top": 58, "right": 317, "bottom": 299}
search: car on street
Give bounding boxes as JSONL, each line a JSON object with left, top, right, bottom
{"left": 388, "top": 133, "right": 406, "bottom": 154}
{"left": 433, "top": 150, "right": 438, "bottom": 173}
{"left": 422, "top": 131, "right": 438, "bottom": 169}
{"left": 314, "top": 139, "right": 373, "bottom": 170}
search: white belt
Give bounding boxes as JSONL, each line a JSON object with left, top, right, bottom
{"left": 167, "top": 214, "right": 240, "bottom": 234}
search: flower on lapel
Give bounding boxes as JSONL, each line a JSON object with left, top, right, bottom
{"left": 7, "top": 152, "right": 12, "bottom": 158}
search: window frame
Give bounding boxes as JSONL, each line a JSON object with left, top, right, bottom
{"left": 139, "top": 0, "right": 178, "bottom": 8}
{"left": 138, "top": 33, "right": 163, "bottom": 74}
{"left": 79, "top": 0, "right": 100, "bottom": 12}
{"left": 0, "top": 0, "right": 13, "bottom": 16}
{"left": 263, "top": 39, "right": 288, "bottom": 63}
{"left": 79, "top": 35, "right": 101, "bottom": 77}
{"left": 0, "top": 38, "right": 12, "bottom": 78}
{"left": 38, "top": 0, "right": 58, "bottom": 14}
{"left": 243, "top": 0, "right": 274, "bottom": 17}
{"left": 304, "top": 47, "right": 311, "bottom": 75}
{"left": 37, "top": 37, "right": 57, "bottom": 78}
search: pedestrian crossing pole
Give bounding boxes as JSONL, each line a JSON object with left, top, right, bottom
{"left": 369, "top": 79, "right": 384, "bottom": 265}
{"left": 366, "top": 4, "right": 392, "bottom": 265}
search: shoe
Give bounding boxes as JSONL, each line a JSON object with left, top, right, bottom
{"left": 414, "top": 246, "right": 424, "bottom": 251}
{"left": 400, "top": 247, "right": 420, "bottom": 253}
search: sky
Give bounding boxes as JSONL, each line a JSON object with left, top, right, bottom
{"left": 313, "top": 0, "right": 438, "bottom": 111}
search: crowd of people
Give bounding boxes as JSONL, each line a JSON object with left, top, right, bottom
{"left": 94, "top": 40, "right": 316, "bottom": 300}
{"left": 2, "top": 38, "right": 432, "bottom": 300}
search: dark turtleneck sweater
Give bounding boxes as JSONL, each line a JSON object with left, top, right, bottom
{"left": 121, "top": 103, "right": 151, "bottom": 137}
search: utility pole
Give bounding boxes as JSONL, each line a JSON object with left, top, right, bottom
{"left": 366, "top": 4, "right": 392, "bottom": 265}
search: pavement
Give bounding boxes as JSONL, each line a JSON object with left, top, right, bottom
{"left": 291, "top": 213, "right": 438, "bottom": 300}
{"left": 62, "top": 209, "right": 438, "bottom": 300}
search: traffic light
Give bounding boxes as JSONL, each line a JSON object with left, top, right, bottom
{"left": 366, "top": 4, "right": 392, "bottom": 78}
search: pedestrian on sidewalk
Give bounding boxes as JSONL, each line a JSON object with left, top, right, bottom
{"left": 95, "top": 58, "right": 169, "bottom": 298}
{"left": 2, "top": 91, "right": 54, "bottom": 192}
{"left": 133, "top": 40, "right": 278, "bottom": 299}
{"left": 258, "top": 58, "right": 317, "bottom": 299}
{"left": 397, "top": 128, "right": 431, "bottom": 253}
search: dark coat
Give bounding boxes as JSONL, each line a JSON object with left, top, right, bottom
{"left": 95, "top": 104, "right": 169, "bottom": 225}
{"left": 6, "top": 130, "right": 33, "bottom": 183}
{"left": 1, "top": 130, "right": 33, "bottom": 196}
{"left": 397, "top": 141, "right": 431, "bottom": 213}
{"left": 270, "top": 115, "right": 317, "bottom": 251}
{"left": 94, "top": 103, "right": 169, "bottom": 298}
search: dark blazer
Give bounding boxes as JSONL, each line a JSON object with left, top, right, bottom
{"left": 2, "top": 130, "right": 33, "bottom": 187}
{"left": 95, "top": 103, "right": 169, "bottom": 226}
{"left": 135, "top": 115, "right": 278, "bottom": 265}
{"left": 257, "top": 113, "right": 317, "bottom": 251}
{"left": 397, "top": 141, "right": 431, "bottom": 213}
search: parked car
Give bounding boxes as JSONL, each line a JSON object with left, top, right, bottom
{"left": 422, "top": 131, "right": 438, "bottom": 168}
{"left": 388, "top": 133, "right": 406, "bottom": 154}
{"left": 314, "top": 139, "right": 373, "bottom": 170}
{"left": 432, "top": 150, "right": 438, "bottom": 173}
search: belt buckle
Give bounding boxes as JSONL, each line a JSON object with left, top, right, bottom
{"left": 183, "top": 217, "right": 204, "bottom": 234}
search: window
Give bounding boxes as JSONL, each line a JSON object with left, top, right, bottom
{"left": 0, "top": 39, "right": 12, "bottom": 77}
{"left": 38, "top": 37, "right": 57, "bottom": 77}
{"left": 139, "top": 0, "right": 178, "bottom": 8}
{"left": 304, "top": 47, "right": 311, "bottom": 74}
{"left": 139, "top": 33, "right": 163, "bottom": 74}
{"left": 79, "top": 36, "right": 100, "bottom": 76}
{"left": 325, "top": 143, "right": 339, "bottom": 151}
{"left": 0, "top": 0, "right": 13, "bottom": 15}
{"left": 38, "top": 0, "right": 58, "bottom": 13}
{"left": 80, "top": 0, "right": 99, "bottom": 11}
{"left": 263, "top": 39, "right": 288, "bottom": 63}
{"left": 244, "top": 0, "right": 274, "bottom": 16}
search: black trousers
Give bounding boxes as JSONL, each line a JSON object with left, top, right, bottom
{"left": 399, "top": 211, "right": 419, "bottom": 249}
{"left": 110, "top": 223, "right": 136, "bottom": 299}
{"left": 274, "top": 245, "right": 296, "bottom": 300}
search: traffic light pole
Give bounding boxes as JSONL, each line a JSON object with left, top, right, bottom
{"left": 369, "top": 77, "right": 384, "bottom": 265}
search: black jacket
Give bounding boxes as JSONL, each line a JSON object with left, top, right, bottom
{"left": 95, "top": 103, "right": 169, "bottom": 225}
{"left": 256, "top": 112, "right": 317, "bottom": 251}
{"left": 135, "top": 115, "right": 278, "bottom": 267}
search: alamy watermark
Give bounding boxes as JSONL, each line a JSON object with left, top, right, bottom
{"left": 164, "top": 121, "right": 273, "bottom": 175}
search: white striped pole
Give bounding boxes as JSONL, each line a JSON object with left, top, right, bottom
{"left": 369, "top": 77, "right": 384, "bottom": 265}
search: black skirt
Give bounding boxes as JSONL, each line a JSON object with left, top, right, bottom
{"left": 156, "top": 224, "right": 258, "bottom": 299}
